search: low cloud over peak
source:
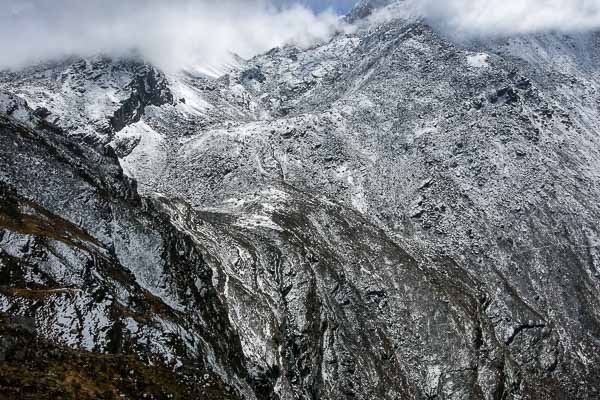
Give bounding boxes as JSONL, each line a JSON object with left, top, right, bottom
{"left": 0, "top": 0, "right": 344, "bottom": 71}
{"left": 374, "top": 0, "right": 600, "bottom": 37}
{"left": 1, "top": 1, "right": 599, "bottom": 72}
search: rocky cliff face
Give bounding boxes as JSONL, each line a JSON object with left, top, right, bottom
{"left": 1, "top": 1, "right": 599, "bottom": 399}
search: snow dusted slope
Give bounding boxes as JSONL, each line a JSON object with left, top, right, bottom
{"left": 1, "top": 4, "right": 600, "bottom": 400}
{"left": 0, "top": 56, "right": 174, "bottom": 143}
{"left": 0, "top": 101, "right": 249, "bottom": 398}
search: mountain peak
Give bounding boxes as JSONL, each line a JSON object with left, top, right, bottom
{"left": 347, "top": 0, "right": 397, "bottom": 21}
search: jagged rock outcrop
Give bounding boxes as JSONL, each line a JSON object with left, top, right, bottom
{"left": 0, "top": 56, "right": 173, "bottom": 144}
{"left": 1, "top": 1, "right": 599, "bottom": 399}
{"left": 346, "top": 0, "right": 395, "bottom": 21}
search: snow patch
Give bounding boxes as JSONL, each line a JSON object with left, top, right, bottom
{"left": 113, "top": 120, "right": 166, "bottom": 190}
{"left": 169, "top": 78, "right": 212, "bottom": 116}
{"left": 187, "top": 53, "right": 244, "bottom": 79}
{"left": 467, "top": 53, "right": 490, "bottom": 68}
{"left": 235, "top": 214, "right": 282, "bottom": 231}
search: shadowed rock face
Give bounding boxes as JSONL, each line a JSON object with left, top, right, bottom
{"left": 1, "top": 3, "right": 600, "bottom": 399}
{"left": 108, "top": 64, "right": 174, "bottom": 133}
{"left": 0, "top": 312, "right": 240, "bottom": 400}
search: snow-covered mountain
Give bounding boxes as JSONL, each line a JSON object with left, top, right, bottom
{"left": 1, "top": 1, "right": 600, "bottom": 399}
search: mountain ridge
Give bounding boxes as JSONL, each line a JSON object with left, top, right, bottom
{"left": 1, "top": 7, "right": 600, "bottom": 399}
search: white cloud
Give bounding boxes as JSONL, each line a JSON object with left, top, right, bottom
{"left": 0, "top": 0, "right": 345, "bottom": 71}
{"left": 369, "top": 0, "right": 600, "bottom": 37}
{"left": 1, "top": 0, "right": 598, "bottom": 72}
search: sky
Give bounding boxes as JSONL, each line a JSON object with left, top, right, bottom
{"left": 1, "top": 0, "right": 599, "bottom": 71}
